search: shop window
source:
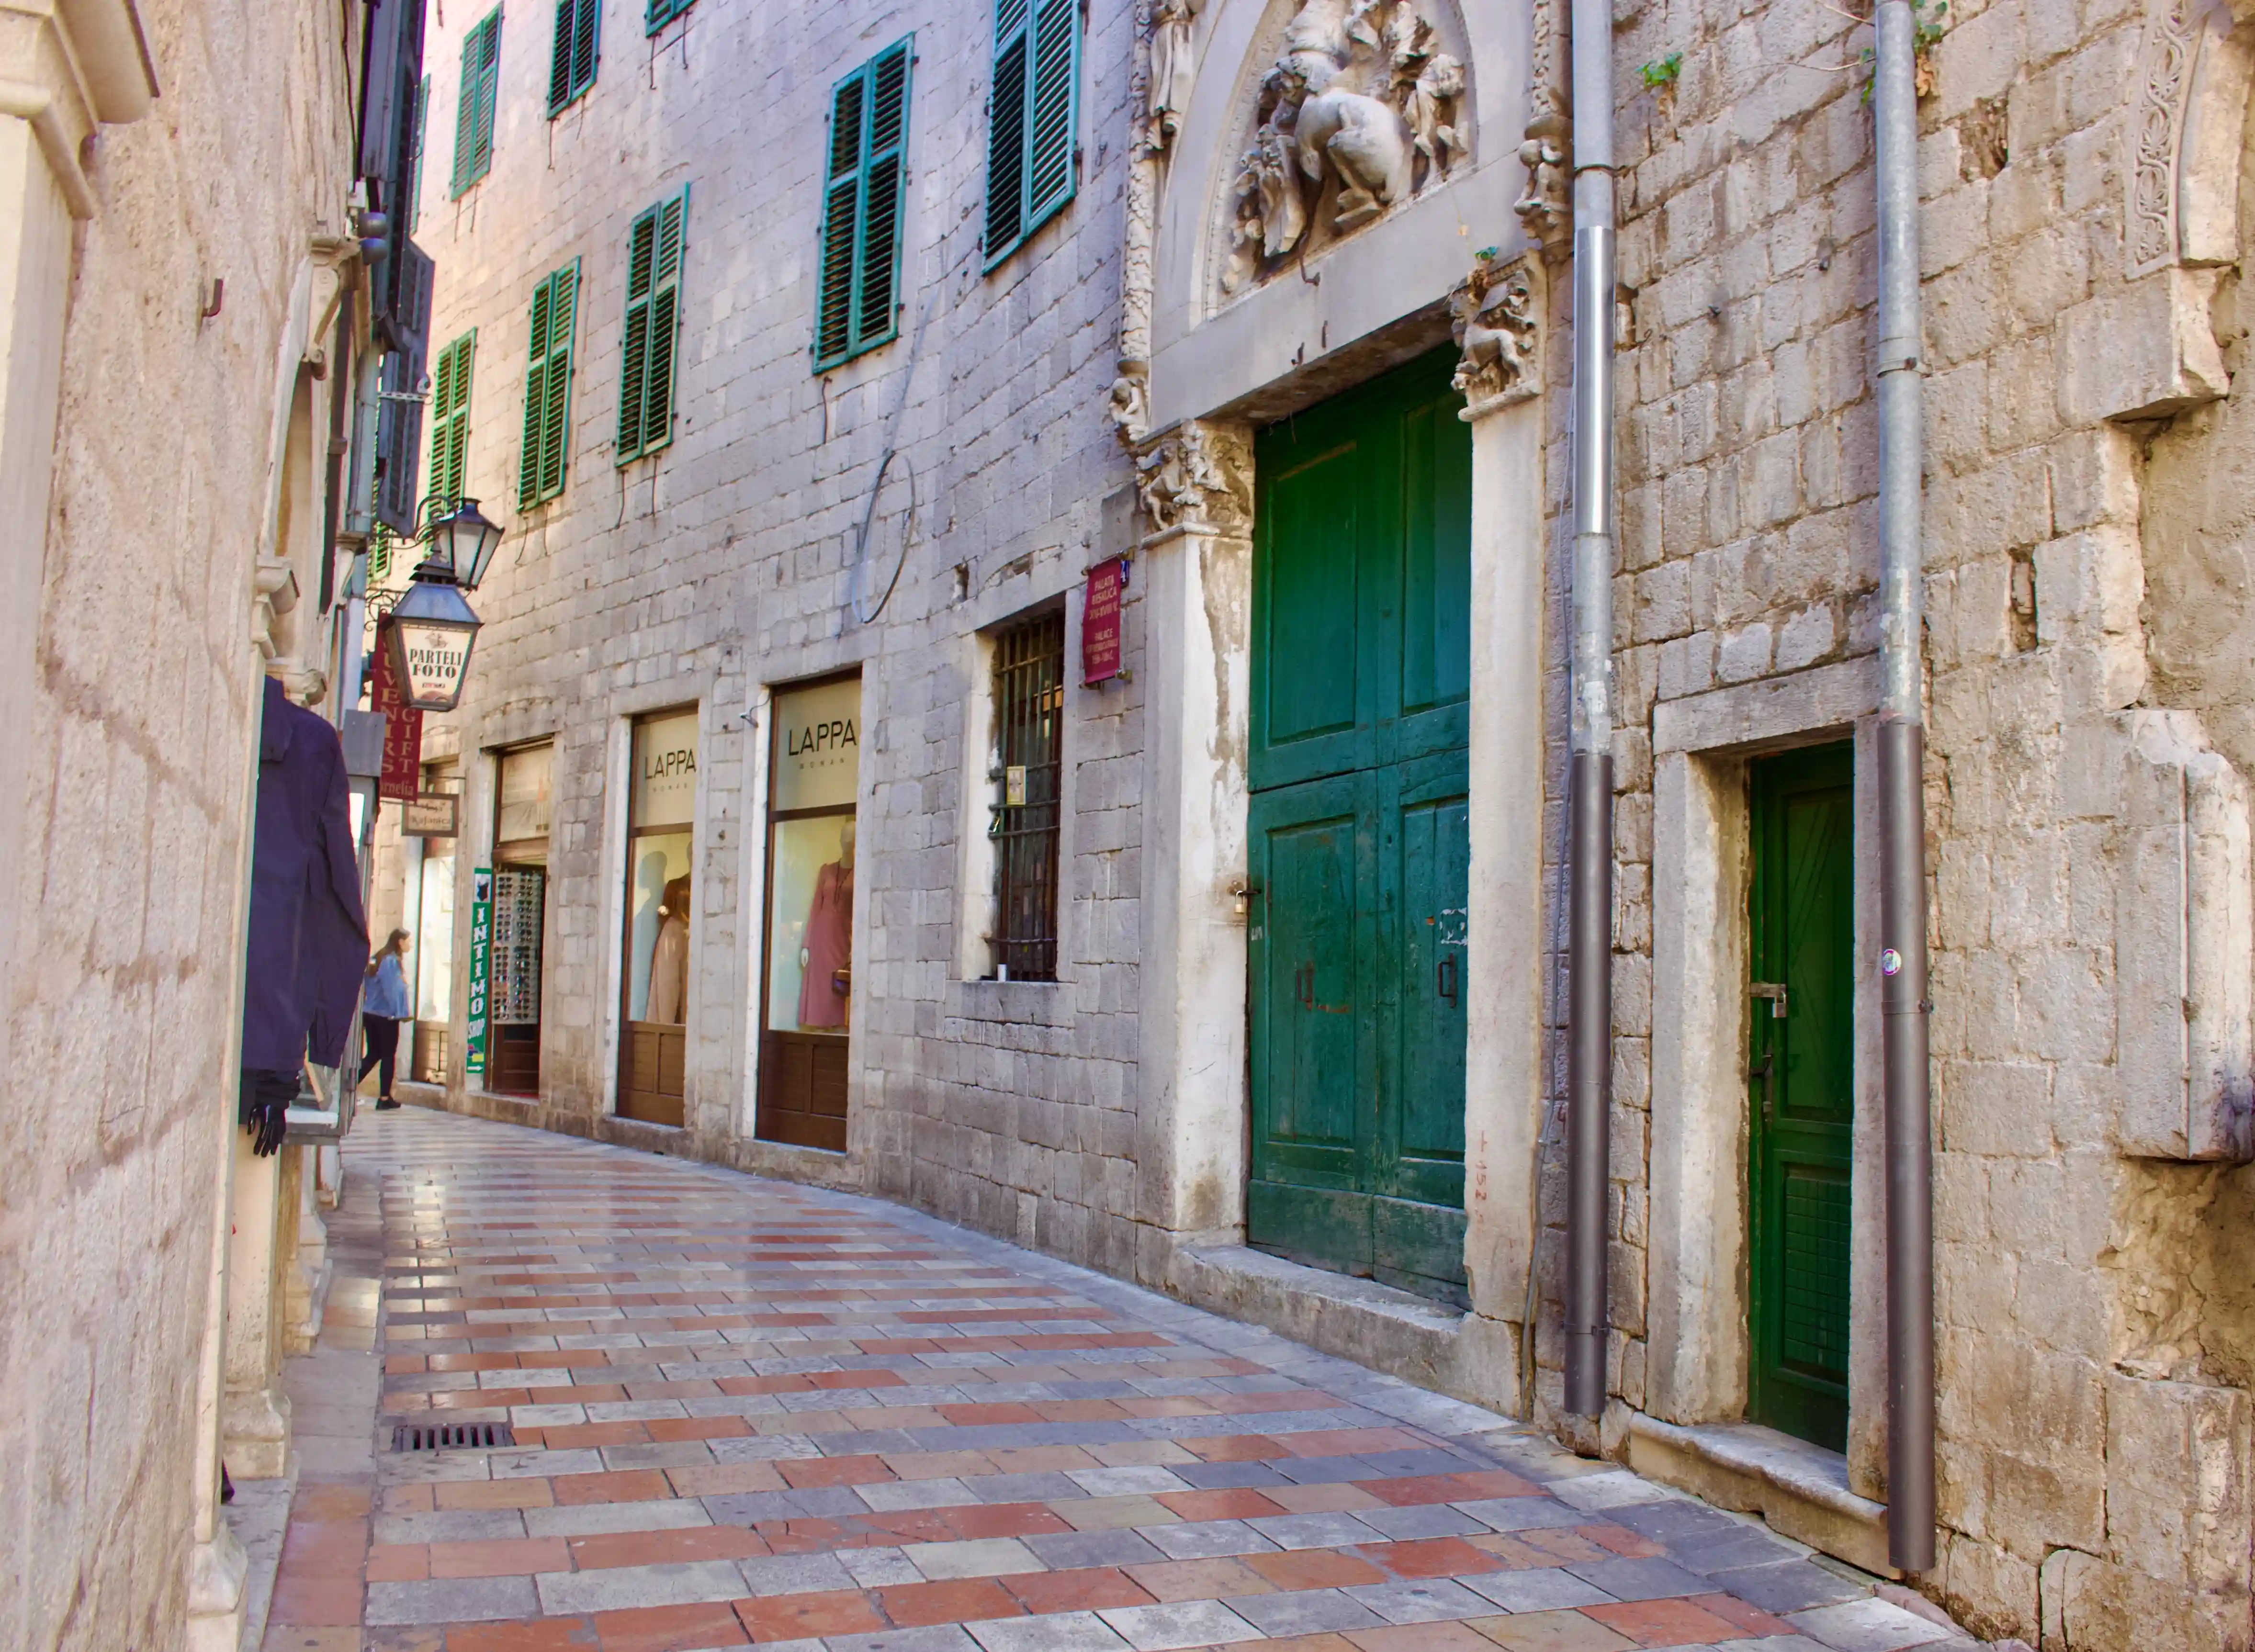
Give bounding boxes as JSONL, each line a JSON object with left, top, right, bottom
{"left": 756, "top": 675, "right": 861, "bottom": 1151}
{"left": 989, "top": 610, "right": 1063, "bottom": 980}
{"left": 412, "top": 759, "right": 460, "bottom": 1084}
{"left": 620, "top": 708, "right": 697, "bottom": 1124}
{"left": 473, "top": 742, "right": 551, "bottom": 1095}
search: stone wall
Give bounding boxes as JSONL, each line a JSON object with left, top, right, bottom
{"left": 0, "top": 1, "right": 359, "bottom": 1647}
{"left": 411, "top": 0, "right": 1149, "bottom": 1269}
{"left": 1534, "top": 0, "right": 2255, "bottom": 1641}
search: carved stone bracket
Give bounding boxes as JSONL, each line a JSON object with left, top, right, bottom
{"left": 1453, "top": 253, "right": 1544, "bottom": 419}
{"left": 1135, "top": 421, "right": 1253, "bottom": 537}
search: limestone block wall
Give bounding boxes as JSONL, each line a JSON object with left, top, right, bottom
{"left": 1518, "top": 0, "right": 2255, "bottom": 1641}
{"left": 412, "top": 0, "right": 1148, "bottom": 1270}
{"left": 0, "top": 1, "right": 359, "bottom": 1646}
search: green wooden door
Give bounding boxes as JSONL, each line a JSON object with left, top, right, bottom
{"left": 1248, "top": 348, "right": 1472, "bottom": 1305}
{"left": 1748, "top": 744, "right": 1857, "bottom": 1451}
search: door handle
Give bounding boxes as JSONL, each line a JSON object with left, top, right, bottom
{"left": 1297, "top": 963, "right": 1314, "bottom": 1008}
{"left": 1748, "top": 1053, "right": 1774, "bottom": 1122}
{"left": 1436, "top": 953, "right": 1458, "bottom": 1006}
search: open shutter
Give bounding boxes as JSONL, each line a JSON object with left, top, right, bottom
{"left": 641, "top": 191, "right": 686, "bottom": 455}
{"left": 1024, "top": 0, "right": 1077, "bottom": 230}
{"left": 428, "top": 332, "right": 475, "bottom": 512}
{"left": 813, "top": 73, "right": 865, "bottom": 367}
{"left": 857, "top": 45, "right": 909, "bottom": 350}
{"left": 984, "top": 0, "right": 1028, "bottom": 262}
{"left": 519, "top": 261, "right": 577, "bottom": 507}
{"left": 375, "top": 237, "right": 435, "bottom": 535}
{"left": 452, "top": 10, "right": 500, "bottom": 196}
{"left": 405, "top": 75, "right": 429, "bottom": 234}
{"left": 646, "top": 0, "right": 693, "bottom": 35}
{"left": 617, "top": 207, "right": 655, "bottom": 458}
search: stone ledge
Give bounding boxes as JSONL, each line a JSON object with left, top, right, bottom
{"left": 1164, "top": 1243, "right": 1519, "bottom": 1414}
{"left": 1624, "top": 1413, "right": 1897, "bottom": 1579}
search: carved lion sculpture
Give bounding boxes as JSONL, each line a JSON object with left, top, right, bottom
{"left": 1453, "top": 266, "right": 1539, "bottom": 404}
{"left": 1294, "top": 87, "right": 1414, "bottom": 231}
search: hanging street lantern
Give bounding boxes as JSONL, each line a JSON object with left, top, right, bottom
{"left": 383, "top": 498, "right": 501, "bottom": 712}
{"left": 427, "top": 495, "right": 505, "bottom": 591}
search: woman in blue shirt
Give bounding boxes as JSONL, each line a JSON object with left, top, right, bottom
{"left": 360, "top": 928, "right": 412, "bottom": 1110}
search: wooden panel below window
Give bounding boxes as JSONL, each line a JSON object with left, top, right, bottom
{"left": 491, "top": 1020, "right": 541, "bottom": 1096}
{"left": 413, "top": 1021, "right": 450, "bottom": 1084}
{"left": 757, "top": 1031, "right": 848, "bottom": 1151}
{"left": 620, "top": 1021, "right": 686, "bottom": 1126}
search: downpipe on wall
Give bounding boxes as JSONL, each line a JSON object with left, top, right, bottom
{"left": 1563, "top": 0, "right": 1616, "bottom": 1421}
{"left": 1872, "top": 0, "right": 1937, "bottom": 1574}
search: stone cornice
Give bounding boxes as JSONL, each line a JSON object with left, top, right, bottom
{"left": 0, "top": 0, "right": 157, "bottom": 220}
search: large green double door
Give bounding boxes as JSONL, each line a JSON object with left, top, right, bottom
{"left": 1247, "top": 349, "right": 1474, "bottom": 1305}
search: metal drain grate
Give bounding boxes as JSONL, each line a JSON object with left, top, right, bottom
{"left": 391, "top": 1422, "right": 517, "bottom": 1452}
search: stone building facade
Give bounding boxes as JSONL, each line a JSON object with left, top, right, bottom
{"left": 0, "top": 2, "right": 388, "bottom": 1648}
{"left": 390, "top": 0, "right": 2255, "bottom": 1644}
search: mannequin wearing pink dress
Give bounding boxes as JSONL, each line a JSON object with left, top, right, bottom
{"left": 797, "top": 824, "right": 854, "bottom": 1030}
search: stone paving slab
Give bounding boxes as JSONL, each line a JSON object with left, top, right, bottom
{"left": 255, "top": 1106, "right": 1985, "bottom": 1652}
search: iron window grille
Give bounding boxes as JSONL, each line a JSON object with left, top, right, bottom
{"left": 989, "top": 611, "right": 1064, "bottom": 980}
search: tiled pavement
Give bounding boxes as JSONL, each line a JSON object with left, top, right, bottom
{"left": 257, "top": 1107, "right": 1980, "bottom": 1652}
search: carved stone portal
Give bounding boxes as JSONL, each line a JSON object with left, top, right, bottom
{"left": 1220, "top": 0, "right": 1466, "bottom": 297}
{"left": 1452, "top": 254, "right": 1543, "bottom": 416}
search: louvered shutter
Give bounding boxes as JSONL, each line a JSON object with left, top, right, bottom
{"left": 812, "top": 41, "right": 912, "bottom": 371}
{"left": 519, "top": 261, "right": 578, "bottom": 507}
{"left": 428, "top": 332, "right": 476, "bottom": 513}
{"left": 405, "top": 75, "right": 429, "bottom": 234}
{"left": 375, "top": 238, "right": 435, "bottom": 535}
{"left": 617, "top": 191, "right": 686, "bottom": 462}
{"left": 1024, "top": 0, "right": 1077, "bottom": 228}
{"left": 549, "top": 0, "right": 597, "bottom": 113}
{"left": 984, "top": 0, "right": 1028, "bottom": 262}
{"left": 646, "top": 0, "right": 693, "bottom": 34}
{"left": 452, "top": 10, "right": 501, "bottom": 197}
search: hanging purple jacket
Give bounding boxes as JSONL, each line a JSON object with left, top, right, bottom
{"left": 240, "top": 676, "right": 369, "bottom": 1070}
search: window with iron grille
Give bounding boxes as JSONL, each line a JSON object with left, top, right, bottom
{"left": 989, "top": 611, "right": 1064, "bottom": 980}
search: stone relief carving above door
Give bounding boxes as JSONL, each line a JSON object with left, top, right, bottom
{"left": 1215, "top": 0, "right": 1472, "bottom": 300}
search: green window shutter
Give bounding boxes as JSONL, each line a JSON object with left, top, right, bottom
{"left": 428, "top": 331, "right": 476, "bottom": 514}
{"left": 984, "top": 0, "right": 1075, "bottom": 268}
{"left": 645, "top": 0, "right": 694, "bottom": 36}
{"left": 406, "top": 73, "right": 429, "bottom": 233}
{"left": 617, "top": 190, "right": 687, "bottom": 463}
{"left": 451, "top": 9, "right": 502, "bottom": 198}
{"left": 548, "top": 0, "right": 597, "bottom": 113}
{"left": 813, "top": 39, "right": 913, "bottom": 372}
{"left": 519, "top": 260, "right": 579, "bottom": 507}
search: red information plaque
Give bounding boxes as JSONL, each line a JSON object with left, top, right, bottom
{"left": 370, "top": 615, "right": 425, "bottom": 801}
{"left": 1083, "top": 557, "right": 1126, "bottom": 685}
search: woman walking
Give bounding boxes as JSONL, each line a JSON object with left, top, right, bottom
{"left": 361, "top": 928, "right": 412, "bottom": 1111}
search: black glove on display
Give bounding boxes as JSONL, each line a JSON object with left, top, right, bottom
{"left": 238, "top": 1068, "right": 297, "bottom": 1158}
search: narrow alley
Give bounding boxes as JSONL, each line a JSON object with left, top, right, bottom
{"left": 254, "top": 1109, "right": 1973, "bottom": 1652}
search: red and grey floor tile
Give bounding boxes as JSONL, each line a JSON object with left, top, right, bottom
{"left": 257, "top": 1107, "right": 1973, "bottom": 1652}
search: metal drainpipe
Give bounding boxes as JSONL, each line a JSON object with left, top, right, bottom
{"left": 1563, "top": 0, "right": 1617, "bottom": 1422}
{"left": 1872, "top": 0, "right": 1936, "bottom": 1574}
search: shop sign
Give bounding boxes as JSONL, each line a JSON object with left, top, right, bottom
{"left": 631, "top": 709, "right": 700, "bottom": 829}
{"left": 769, "top": 676, "right": 860, "bottom": 812}
{"left": 370, "top": 617, "right": 425, "bottom": 801}
{"left": 395, "top": 616, "right": 476, "bottom": 710}
{"left": 1082, "top": 557, "right": 1127, "bottom": 684}
{"left": 465, "top": 866, "right": 493, "bottom": 1077}
{"left": 402, "top": 793, "right": 460, "bottom": 836}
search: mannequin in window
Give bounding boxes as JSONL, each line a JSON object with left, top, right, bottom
{"left": 797, "top": 821, "right": 854, "bottom": 1031}
{"left": 646, "top": 873, "right": 691, "bottom": 1024}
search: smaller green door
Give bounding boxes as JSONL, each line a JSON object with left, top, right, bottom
{"left": 1748, "top": 744, "right": 1856, "bottom": 1451}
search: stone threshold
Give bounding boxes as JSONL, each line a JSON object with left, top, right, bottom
{"left": 1162, "top": 1242, "right": 1519, "bottom": 1416}
{"left": 1625, "top": 1412, "right": 1897, "bottom": 1579}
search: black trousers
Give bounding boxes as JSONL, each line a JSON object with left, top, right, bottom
{"left": 359, "top": 1014, "right": 401, "bottom": 1097}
